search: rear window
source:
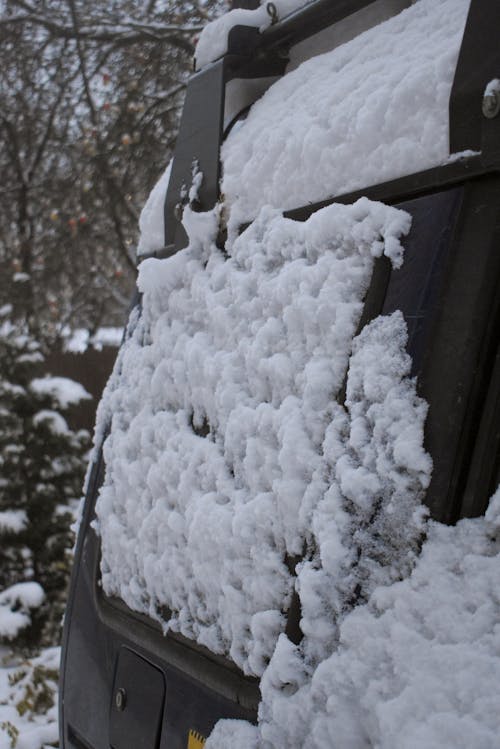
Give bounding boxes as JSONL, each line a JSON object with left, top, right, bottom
{"left": 95, "top": 197, "right": 431, "bottom": 676}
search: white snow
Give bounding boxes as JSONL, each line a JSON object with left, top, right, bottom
{"left": 139, "top": 1, "right": 470, "bottom": 257}
{"left": 0, "top": 583, "right": 45, "bottom": 640}
{"left": 12, "top": 273, "right": 30, "bottom": 284}
{"left": 63, "top": 326, "right": 124, "bottom": 352}
{"left": 0, "top": 647, "right": 59, "bottom": 749}
{"left": 0, "top": 511, "right": 27, "bottom": 535}
{"left": 91, "top": 327, "right": 123, "bottom": 349}
{"left": 221, "top": 0, "right": 471, "bottom": 238}
{"left": 32, "top": 409, "right": 69, "bottom": 435}
{"left": 445, "top": 149, "right": 480, "bottom": 164}
{"left": 84, "top": 1, "right": 500, "bottom": 746}
{"left": 484, "top": 78, "right": 500, "bottom": 99}
{"left": 136, "top": 161, "right": 172, "bottom": 257}
{"left": 207, "top": 487, "right": 500, "bottom": 749}
{"left": 188, "top": 161, "right": 203, "bottom": 204}
{"left": 195, "top": 1, "right": 312, "bottom": 70}
{"left": 17, "top": 351, "right": 44, "bottom": 365}
{"left": 95, "top": 196, "right": 427, "bottom": 676}
{"left": 30, "top": 376, "right": 91, "bottom": 409}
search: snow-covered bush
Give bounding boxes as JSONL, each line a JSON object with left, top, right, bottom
{"left": 0, "top": 584, "right": 45, "bottom": 643}
{"left": 0, "top": 647, "right": 59, "bottom": 748}
{"left": 0, "top": 306, "right": 90, "bottom": 649}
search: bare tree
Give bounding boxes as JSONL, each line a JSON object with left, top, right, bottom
{"left": 0, "top": 0, "right": 227, "bottom": 345}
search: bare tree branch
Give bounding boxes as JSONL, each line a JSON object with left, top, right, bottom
{"left": 5, "top": 0, "right": 201, "bottom": 53}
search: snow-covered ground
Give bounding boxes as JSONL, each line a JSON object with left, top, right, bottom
{"left": 0, "top": 648, "right": 59, "bottom": 749}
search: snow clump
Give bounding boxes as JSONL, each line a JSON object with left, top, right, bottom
{"left": 0, "top": 511, "right": 27, "bottom": 535}
{"left": 207, "top": 488, "right": 500, "bottom": 748}
{"left": 137, "top": 161, "right": 172, "bottom": 258}
{"left": 30, "top": 376, "right": 91, "bottom": 409}
{"left": 0, "top": 583, "right": 45, "bottom": 640}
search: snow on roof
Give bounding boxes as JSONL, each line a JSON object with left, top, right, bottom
{"left": 139, "top": 0, "right": 470, "bottom": 257}
{"left": 221, "top": 0, "right": 471, "bottom": 237}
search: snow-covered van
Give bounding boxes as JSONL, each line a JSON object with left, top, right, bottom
{"left": 60, "top": 1, "right": 500, "bottom": 748}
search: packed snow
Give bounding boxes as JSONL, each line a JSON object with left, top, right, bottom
{"left": 221, "top": 0, "right": 471, "bottom": 238}
{"left": 195, "top": 1, "right": 313, "bottom": 70}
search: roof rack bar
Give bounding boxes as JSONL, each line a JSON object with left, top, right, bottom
{"left": 231, "top": 0, "right": 260, "bottom": 8}
{"left": 261, "top": 0, "right": 378, "bottom": 50}
{"left": 164, "top": 0, "right": 384, "bottom": 255}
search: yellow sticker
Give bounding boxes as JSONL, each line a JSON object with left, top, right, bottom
{"left": 188, "top": 728, "right": 206, "bottom": 749}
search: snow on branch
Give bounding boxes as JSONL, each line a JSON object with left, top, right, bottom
{"left": 30, "top": 376, "right": 91, "bottom": 409}
{"left": 0, "top": 511, "right": 28, "bottom": 535}
{"left": 0, "top": 583, "right": 45, "bottom": 640}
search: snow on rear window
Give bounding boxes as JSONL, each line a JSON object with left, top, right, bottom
{"left": 221, "top": 0, "right": 471, "bottom": 238}
{"left": 95, "top": 198, "right": 431, "bottom": 676}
